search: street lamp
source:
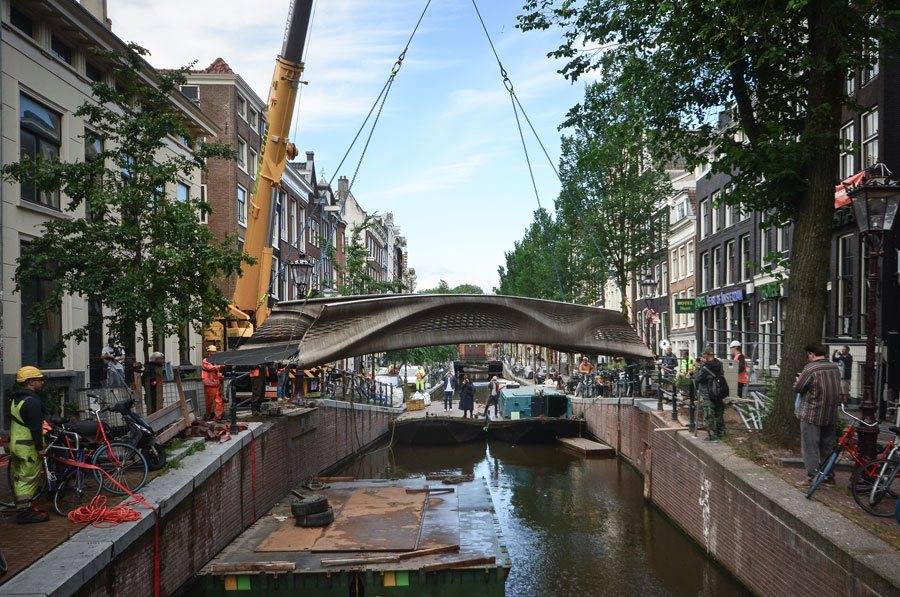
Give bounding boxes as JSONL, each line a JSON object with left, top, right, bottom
{"left": 290, "top": 257, "right": 314, "bottom": 299}
{"left": 640, "top": 275, "right": 657, "bottom": 353}
{"left": 846, "top": 162, "right": 900, "bottom": 461}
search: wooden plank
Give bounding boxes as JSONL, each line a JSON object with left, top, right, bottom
{"left": 422, "top": 557, "right": 496, "bottom": 572}
{"left": 133, "top": 372, "right": 144, "bottom": 418}
{"left": 319, "top": 544, "right": 459, "bottom": 567}
{"left": 653, "top": 426, "right": 690, "bottom": 432}
{"left": 156, "top": 423, "right": 184, "bottom": 444}
{"left": 405, "top": 487, "right": 455, "bottom": 495}
{"left": 397, "top": 544, "right": 459, "bottom": 560}
{"left": 146, "top": 402, "right": 183, "bottom": 429}
{"left": 210, "top": 562, "right": 295, "bottom": 573}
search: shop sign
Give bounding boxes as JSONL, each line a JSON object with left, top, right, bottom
{"left": 697, "top": 289, "right": 745, "bottom": 309}
{"left": 759, "top": 283, "right": 781, "bottom": 299}
{"left": 674, "top": 298, "right": 695, "bottom": 314}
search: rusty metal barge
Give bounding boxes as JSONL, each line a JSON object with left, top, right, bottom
{"left": 198, "top": 477, "right": 510, "bottom": 596}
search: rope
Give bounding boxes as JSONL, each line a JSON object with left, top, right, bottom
{"left": 67, "top": 494, "right": 142, "bottom": 527}
{"left": 470, "top": 0, "right": 625, "bottom": 303}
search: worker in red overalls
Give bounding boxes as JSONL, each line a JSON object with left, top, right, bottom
{"left": 729, "top": 341, "right": 748, "bottom": 397}
{"left": 202, "top": 344, "right": 225, "bottom": 420}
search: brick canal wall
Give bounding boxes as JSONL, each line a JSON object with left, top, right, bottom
{"left": 573, "top": 399, "right": 900, "bottom": 597}
{"left": 0, "top": 401, "right": 397, "bottom": 597}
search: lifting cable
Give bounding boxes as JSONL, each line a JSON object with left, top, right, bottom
{"left": 469, "top": 0, "right": 625, "bottom": 303}
{"left": 254, "top": 0, "right": 434, "bottom": 365}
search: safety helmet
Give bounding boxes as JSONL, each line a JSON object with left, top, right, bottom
{"left": 16, "top": 366, "right": 44, "bottom": 383}
{"left": 729, "top": 341, "right": 742, "bottom": 348}
{"left": 207, "top": 344, "right": 218, "bottom": 352}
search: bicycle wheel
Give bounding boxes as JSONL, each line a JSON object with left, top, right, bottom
{"left": 850, "top": 458, "right": 900, "bottom": 517}
{"left": 54, "top": 468, "right": 100, "bottom": 516}
{"left": 92, "top": 443, "right": 148, "bottom": 495}
{"left": 806, "top": 449, "right": 839, "bottom": 499}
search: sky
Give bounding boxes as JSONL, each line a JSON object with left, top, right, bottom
{"left": 107, "top": 0, "right": 589, "bottom": 292}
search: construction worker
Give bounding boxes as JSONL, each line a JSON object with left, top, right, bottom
{"left": 679, "top": 349, "right": 695, "bottom": 376}
{"left": 202, "top": 345, "right": 225, "bottom": 420}
{"left": 415, "top": 365, "right": 426, "bottom": 391}
{"left": 10, "top": 366, "right": 50, "bottom": 524}
{"left": 250, "top": 365, "right": 268, "bottom": 414}
{"left": 729, "top": 341, "right": 748, "bottom": 397}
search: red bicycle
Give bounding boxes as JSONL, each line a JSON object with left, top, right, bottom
{"left": 806, "top": 404, "right": 894, "bottom": 498}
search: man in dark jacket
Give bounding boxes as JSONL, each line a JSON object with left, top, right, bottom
{"left": 459, "top": 377, "right": 475, "bottom": 419}
{"left": 10, "top": 366, "right": 50, "bottom": 523}
{"left": 694, "top": 346, "right": 726, "bottom": 442}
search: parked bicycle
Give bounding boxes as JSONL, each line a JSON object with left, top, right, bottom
{"left": 91, "top": 394, "right": 166, "bottom": 470}
{"left": 806, "top": 404, "right": 894, "bottom": 499}
{"left": 847, "top": 426, "right": 900, "bottom": 517}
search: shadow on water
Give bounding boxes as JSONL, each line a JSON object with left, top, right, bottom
{"left": 336, "top": 439, "right": 751, "bottom": 597}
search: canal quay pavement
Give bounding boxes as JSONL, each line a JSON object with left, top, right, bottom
{"left": 570, "top": 396, "right": 900, "bottom": 597}
{"left": 0, "top": 400, "right": 401, "bottom": 596}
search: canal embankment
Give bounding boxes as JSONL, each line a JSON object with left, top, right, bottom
{"left": 0, "top": 401, "right": 400, "bottom": 597}
{"left": 572, "top": 397, "right": 900, "bottom": 597}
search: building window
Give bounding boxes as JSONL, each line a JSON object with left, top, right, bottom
{"left": 840, "top": 121, "right": 855, "bottom": 179}
{"left": 679, "top": 246, "right": 686, "bottom": 280}
{"left": 86, "top": 62, "right": 104, "bottom": 83}
{"left": 687, "top": 241, "right": 695, "bottom": 274}
{"left": 279, "top": 191, "right": 287, "bottom": 241}
{"left": 271, "top": 257, "right": 279, "bottom": 300}
{"left": 237, "top": 137, "right": 247, "bottom": 170}
{"left": 298, "top": 207, "right": 306, "bottom": 252}
{"left": 762, "top": 214, "right": 777, "bottom": 264}
{"left": 712, "top": 246, "right": 722, "bottom": 288}
{"left": 258, "top": 113, "right": 266, "bottom": 137}
{"left": 837, "top": 234, "right": 854, "bottom": 335}
{"left": 20, "top": 95, "right": 62, "bottom": 209}
{"left": 862, "top": 33, "right": 880, "bottom": 84}
{"left": 237, "top": 95, "right": 247, "bottom": 120}
{"left": 676, "top": 200, "right": 685, "bottom": 222}
{"left": 20, "top": 243, "right": 63, "bottom": 369}
{"left": 699, "top": 199, "right": 708, "bottom": 239}
{"left": 862, "top": 108, "right": 878, "bottom": 167}
{"left": 50, "top": 35, "right": 73, "bottom": 64}
{"left": 740, "top": 234, "right": 751, "bottom": 281}
{"left": 671, "top": 249, "right": 679, "bottom": 281}
{"left": 781, "top": 225, "right": 792, "bottom": 257}
{"left": 237, "top": 185, "right": 247, "bottom": 225}
{"left": 10, "top": 6, "right": 34, "bottom": 36}
{"left": 248, "top": 148, "right": 258, "bottom": 179}
{"left": 180, "top": 85, "right": 199, "bottom": 103}
{"left": 725, "top": 240, "right": 735, "bottom": 285}
{"left": 177, "top": 182, "right": 189, "bottom": 203}
{"left": 84, "top": 134, "right": 102, "bottom": 220}
{"left": 249, "top": 108, "right": 259, "bottom": 131}
{"left": 701, "top": 252, "right": 710, "bottom": 292}
{"left": 289, "top": 199, "right": 296, "bottom": 244}
{"left": 710, "top": 191, "right": 721, "bottom": 234}
{"left": 199, "top": 184, "right": 208, "bottom": 224}
{"left": 846, "top": 70, "right": 856, "bottom": 97}
{"left": 687, "top": 287, "right": 695, "bottom": 327}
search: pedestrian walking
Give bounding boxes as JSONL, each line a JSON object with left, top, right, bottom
{"left": 10, "top": 366, "right": 50, "bottom": 524}
{"left": 459, "top": 377, "right": 475, "bottom": 419}
{"left": 442, "top": 370, "right": 456, "bottom": 412}
{"left": 794, "top": 342, "right": 841, "bottom": 488}
{"left": 694, "top": 346, "right": 726, "bottom": 442}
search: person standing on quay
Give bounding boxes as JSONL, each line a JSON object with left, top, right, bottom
{"left": 794, "top": 342, "right": 841, "bottom": 488}
{"left": 9, "top": 367, "right": 50, "bottom": 524}
{"left": 729, "top": 341, "right": 748, "bottom": 397}
{"left": 442, "top": 370, "right": 456, "bottom": 412}
{"left": 832, "top": 345, "right": 853, "bottom": 404}
{"left": 694, "top": 346, "right": 726, "bottom": 442}
{"left": 487, "top": 376, "right": 501, "bottom": 417}
{"left": 459, "top": 377, "right": 475, "bottom": 419}
{"left": 416, "top": 365, "right": 426, "bottom": 391}
{"left": 201, "top": 345, "right": 225, "bottom": 420}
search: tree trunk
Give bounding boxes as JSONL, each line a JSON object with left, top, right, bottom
{"left": 764, "top": 0, "right": 844, "bottom": 447}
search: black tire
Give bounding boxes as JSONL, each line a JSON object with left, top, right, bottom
{"left": 291, "top": 494, "right": 329, "bottom": 516}
{"left": 53, "top": 470, "right": 100, "bottom": 517}
{"left": 143, "top": 442, "right": 167, "bottom": 471}
{"left": 92, "top": 442, "right": 148, "bottom": 496}
{"left": 850, "top": 458, "right": 900, "bottom": 517}
{"left": 806, "top": 450, "right": 839, "bottom": 499}
{"left": 295, "top": 507, "right": 333, "bottom": 527}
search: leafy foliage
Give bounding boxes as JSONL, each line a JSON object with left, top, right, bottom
{"left": 336, "top": 216, "right": 406, "bottom": 296}
{"left": 2, "top": 44, "right": 251, "bottom": 361}
{"left": 517, "top": 0, "right": 899, "bottom": 446}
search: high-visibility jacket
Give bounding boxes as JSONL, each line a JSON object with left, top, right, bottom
{"left": 416, "top": 368, "right": 425, "bottom": 381}
{"left": 734, "top": 353, "right": 748, "bottom": 384}
{"left": 680, "top": 357, "right": 695, "bottom": 375}
{"left": 10, "top": 390, "right": 44, "bottom": 502}
{"left": 250, "top": 366, "right": 267, "bottom": 378}
{"left": 201, "top": 358, "right": 222, "bottom": 386}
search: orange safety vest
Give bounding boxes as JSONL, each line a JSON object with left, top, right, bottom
{"left": 201, "top": 358, "right": 221, "bottom": 386}
{"left": 734, "top": 353, "right": 748, "bottom": 384}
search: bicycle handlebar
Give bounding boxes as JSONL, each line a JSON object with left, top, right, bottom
{"left": 840, "top": 403, "right": 880, "bottom": 427}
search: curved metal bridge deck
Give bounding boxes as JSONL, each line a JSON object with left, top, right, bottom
{"left": 209, "top": 294, "right": 651, "bottom": 368}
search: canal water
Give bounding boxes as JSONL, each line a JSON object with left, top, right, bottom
{"left": 334, "top": 441, "right": 750, "bottom": 597}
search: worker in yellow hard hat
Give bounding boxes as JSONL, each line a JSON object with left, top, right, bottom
{"left": 10, "top": 366, "right": 50, "bottom": 524}
{"left": 201, "top": 344, "right": 225, "bottom": 420}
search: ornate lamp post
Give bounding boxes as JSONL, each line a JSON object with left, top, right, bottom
{"left": 289, "top": 257, "right": 314, "bottom": 299}
{"left": 846, "top": 163, "right": 900, "bottom": 461}
{"left": 640, "top": 275, "right": 658, "bottom": 353}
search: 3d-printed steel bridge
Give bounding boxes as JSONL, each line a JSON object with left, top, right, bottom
{"left": 208, "top": 294, "right": 652, "bottom": 368}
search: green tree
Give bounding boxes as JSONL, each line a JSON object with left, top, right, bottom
{"left": 3, "top": 44, "right": 250, "bottom": 362}
{"left": 418, "top": 280, "right": 485, "bottom": 294}
{"left": 498, "top": 209, "right": 572, "bottom": 300}
{"left": 336, "top": 216, "right": 404, "bottom": 296}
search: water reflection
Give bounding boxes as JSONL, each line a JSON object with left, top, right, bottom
{"left": 333, "top": 441, "right": 750, "bottom": 597}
